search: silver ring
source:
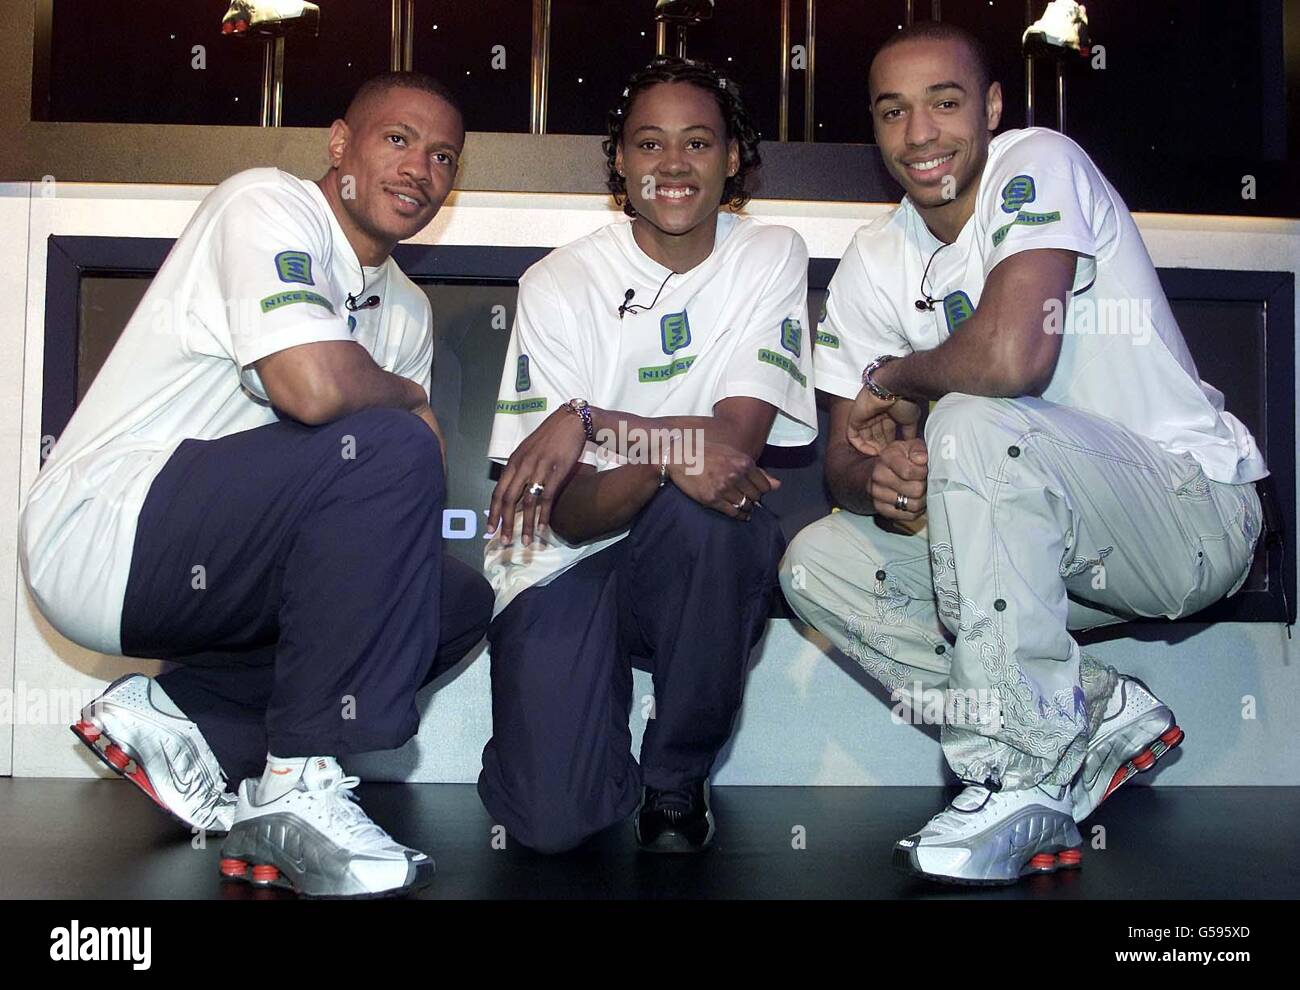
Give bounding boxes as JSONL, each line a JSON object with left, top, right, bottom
{"left": 526, "top": 482, "right": 546, "bottom": 497}
{"left": 895, "top": 494, "right": 909, "bottom": 511}
{"left": 733, "top": 496, "right": 749, "bottom": 511}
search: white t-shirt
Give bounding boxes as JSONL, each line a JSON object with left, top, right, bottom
{"left": 485, "top": 212, "right": 818, "bottom": 614}
{"left": 815, "top": 127, "right": 1267, "bottom": 487}
{"left": 19, "top": 167, "right": 434, "bottom": 655}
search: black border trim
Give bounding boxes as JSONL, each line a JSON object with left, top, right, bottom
{"left": 41, "top": 237, "right": 1297, "bottom": 625}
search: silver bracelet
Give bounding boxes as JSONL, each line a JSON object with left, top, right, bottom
{"left": 861, "top": 354, "right": 902, "bottom": 402}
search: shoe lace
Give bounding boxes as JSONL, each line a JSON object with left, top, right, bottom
{"left": 930, "top": 776, "right": 1002, "bottom": 829}
{"left": 319, "top": 775, "right": 396, "bottom": 847}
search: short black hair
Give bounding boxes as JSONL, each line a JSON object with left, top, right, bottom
{"left": 871, "top": 20, "right": 994, "bottom": 98}
{"left": 603, "top": 55, "right": 762, "bottom": 217}
{"left": 344, "top": 71, "right": 463, "bottom": 128}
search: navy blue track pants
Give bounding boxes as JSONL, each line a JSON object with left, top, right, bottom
{"left": 119, "top": 408, "right": 493, "bottom": 782}
{"left": 478, "top": 484, "right": 786, "bottom": 853}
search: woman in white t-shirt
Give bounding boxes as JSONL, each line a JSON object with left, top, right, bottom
{"left": 478, "top": 56, "right": 818, "bottom": 854}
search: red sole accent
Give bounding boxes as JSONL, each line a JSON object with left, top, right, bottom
{"left": 71, "top": 721, "right": 172, "bottom": 816}
{"left": 220, "top": 858, "right": 248, "bottom": 878}
{"left": 1027, "top": 848, "right": 1083, "bottom": 874}
{"left": 1024, "top": 841, "right": 1076, "bottom": 873}
{"left": 1101, "top": 723, "right": 1184, "bottom": 802}
{"left": 251, "top": 865, "right": 281, "bottom": 884}
{"left": 104, "top": 743, "right": 131, "bottom": 771}
{"left": 124, "top": 762, "right": 162, "bottom": 803}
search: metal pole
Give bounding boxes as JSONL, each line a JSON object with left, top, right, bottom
{"left": 803, "top": 0, "right": 815, "bottom": 142}
{"left": 260, "top": 36, "right": 284, "bottom": 127}
{"left": 390, "top": 0, "right": 402, "bottom": 70}
{"left": 402, "top": 0, "right": 414, "bottom": 70}
{"left": 1025, "top": 0, "right": 1035, "bottom": 127}
{"left": 778, "top": 0, "right": 790, "bottom": 141}
{"left": 530, "top": 0, "right": 551, "bottom": 134}
{"left": 676, "top": 24, "right": 687, "bottom": 58}
{"left": 656, "top": 21, "right": 667, "bottom": 55}
{"left": 932, "top": 0, "right": 941, "bottom": 19}
{"left": 905, "top": 0, "right": 913, "bottom": 26}
{"left": 1055, "top": 60, "right": 1066, "bottom": 133}
{"left": 530, "top": 0, "right": 551, "bottom": 133}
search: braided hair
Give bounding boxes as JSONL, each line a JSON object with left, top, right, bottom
{"left": 603, "top": 55, "right": 762, "bottom": 217}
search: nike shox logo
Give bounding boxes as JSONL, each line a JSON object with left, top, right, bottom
{"left": 163, "top": 749, "right": 199, "bottom": 794}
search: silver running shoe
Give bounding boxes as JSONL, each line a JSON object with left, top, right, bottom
{"left": 1071, "top": 674, "right": 1183, "bottom": 822}
{"left": 72, "top": 673, "right": 237, "bottom": 834}
{"left": 894, "top": 783, "right": 1083, "bottom": 886}
{"left": 219, "top": 757, "right": 435, "bottom": 899}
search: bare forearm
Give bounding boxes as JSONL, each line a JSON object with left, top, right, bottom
{"left": 874, "top": 325, "right": 1030, "bottom": 402}
{"left": 549, "top": 464, "right": 662, "bottom": 544}
{"left": 316, "top": 368, "right": 428, "bottom": 422}
{"left": 588, "top": 408, "right": 762, "bottom": 461}
{"left": 257, "top": 341, "right": 430, "bottom": 426}
{"left": 826, "top": 447, "right": 879, "bottom": 516}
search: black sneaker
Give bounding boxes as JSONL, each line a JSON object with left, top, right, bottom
{"left": 635, "top": 780, "right": 716, "bottom": 853}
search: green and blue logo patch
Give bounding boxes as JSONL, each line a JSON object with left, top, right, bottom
{"left": 639, "top": 356, "right": 696, "bottom": 383}
{"left": 991, "top": 210, "right": 1062, "bottom": 247}
{"left": 780, "top": 317, "right": 802, "bottom": 357}
{"left": 757, "top": 348, "right": 806, "bottom": 387}
{"left": 814, "top": 329, "right": 840, "bottom": 349}
{"left": 496, "top": 397, "right": 548, "bottom": 415}
{"left": 515, "top": 354, "right": 531, "bottom": 392}
{"left": 275, "top": 250, "right": 314, "bottom": 285}
{"left": 942, "top": 291, "right": 975, "bottom": 331}
{"left": 999, "top": 175, "right": 1036, "bottom": 214}
{"left": 260, "top": 289, "right": 334, "bottom": 314}
{"left": 660, "top": 311, "right": 691, "bottom": 355}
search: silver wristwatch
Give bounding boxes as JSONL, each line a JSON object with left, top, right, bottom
{"left": 860, "top": 354, "right": 901, "bottom": 401}
{"left": 564, "top": 398, "right": 596, "bottom": 442}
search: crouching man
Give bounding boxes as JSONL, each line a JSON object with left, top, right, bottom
{"left": 780, "top": 23, "right": 1265, "bottom": 886}
{"left": 19, "top": 72, "right": 493, "bottom": 898}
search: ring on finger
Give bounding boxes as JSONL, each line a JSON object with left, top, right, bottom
{"left": 732, "top": 495, "right": 749, "bottom": 511}
{"left": 894, "top": 493, "right": 909, "bottom": 511}
{"left": 526, "top": 482, "right": 546, "bottom": 497}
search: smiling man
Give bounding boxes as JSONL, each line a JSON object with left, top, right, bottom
{"left": 478, "top": 56, "right": 816, "bottom": 854}
{"left": 19, "top": 72, "right": 493, "bottom": 898}
{"left": 779, "top": 22, "right": 1266, "bottom": 885}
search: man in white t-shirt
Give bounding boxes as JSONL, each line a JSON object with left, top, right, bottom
{"left": 479, "top": 58, "right": 817, "bottom": 854}
{"left": 779, "top": 23, "right": 1266, "bottom": 885}
{"left": 18, "top": 72, "right": 492, "bottom": 898}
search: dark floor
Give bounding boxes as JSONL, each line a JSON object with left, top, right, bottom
{"left": 1, "top": 779, "right": 1296, "bottom": 899}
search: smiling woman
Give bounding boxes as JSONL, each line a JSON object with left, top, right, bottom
{"left": 604, "top": 56, "right": 761, "bottom": 274}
